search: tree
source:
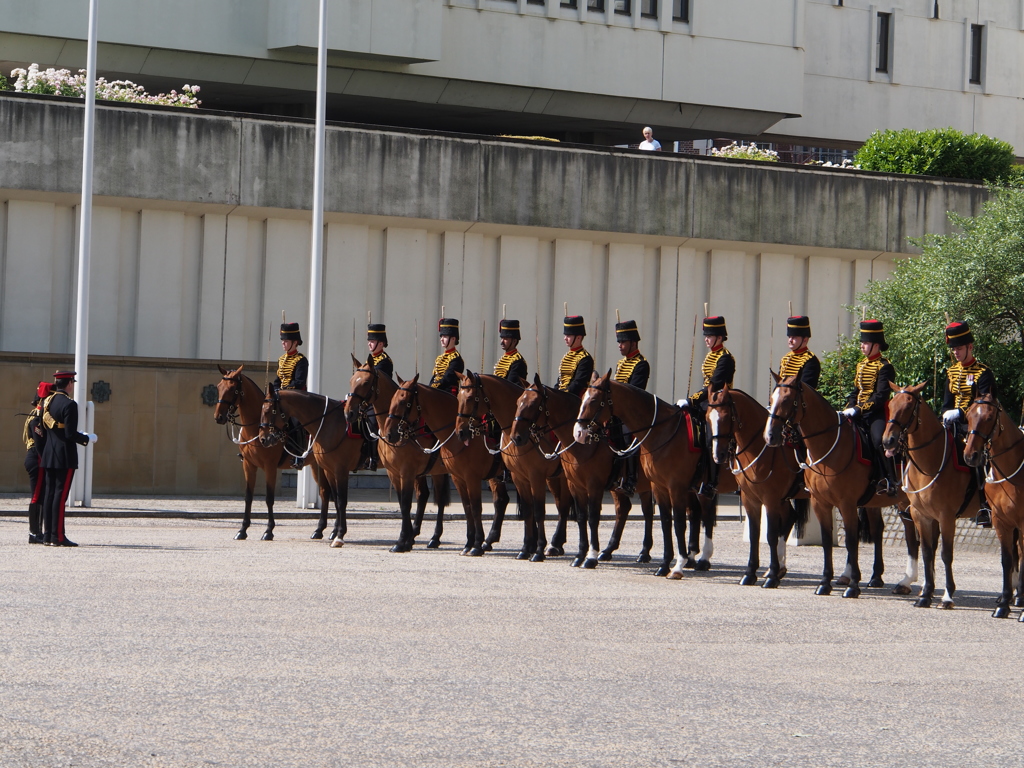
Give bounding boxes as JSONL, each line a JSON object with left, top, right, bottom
{"left": 819, "top": 185, "right": 1024, "bottom": 415}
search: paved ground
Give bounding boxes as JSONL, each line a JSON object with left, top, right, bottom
{"left": 1, "top": 497, "right": 1019, "bottom": 768}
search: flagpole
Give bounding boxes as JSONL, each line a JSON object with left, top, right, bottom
{"left": 301, "top": 0, "right": 328, "bottom": 510}
{"left": 73, "top": 0, "right": 99, "bottom": 507}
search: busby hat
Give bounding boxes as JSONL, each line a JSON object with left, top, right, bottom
{"left": 36, "top": 381, "right": 54, "bottom": 399}
{"left": 563, "top": 315, "right": 586, "bottom": 337}
{"left": 280, "top": 322, "right": 303, "bottom": 345}
{"left": 367, "top": 323, "right": 388, "bottom": 347}
{"left": 786, "top": 316, "right": 811, "bottom": 338}
{"left": 859, "top": 319, "right": 888, "bottom": 351}
{"left": 438, "top": 317, "right": 460, "bottom": 340}
{"left": 615, "top": 320, "right": 641, "bottom": 343}
{"left": 945, "top": 320, "right": 974, "bottom": 348}
{"left": 703, "top": 316, "right": 727, "bottom": 339}
{"left": 499, "top": 319, "right": 521, "bottom": 340}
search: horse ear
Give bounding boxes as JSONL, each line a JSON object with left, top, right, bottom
{"left": 769, "top": 369, "right": 780, "bottom": 385}
{"left": 911, "top": 381, "right": 928, "bottom": 394}
{"left": 236, "top": 364, "right": 244, "bottom": 374}
{"left": 411, "top": 372, "right": 420, "bottom": 385}
{"left": 218, "top": 364, "right": 228, "bottom": 375}
{"left": 888, "top": 381, "right": 901, "bottom": 392}
{"left": 605, "top": 368, "right": 613, "bottom": 380}
{"left": 723, "top": 383, "right": 730, "bottom": 392}
{"left": 350, "top": 353, "right": 362, "bottom": 369}
{"left": 396, "top": 372, "right": 405, "bottom": 385}
{"left": 533, "top": 372, "right": 543, "bottom": 389}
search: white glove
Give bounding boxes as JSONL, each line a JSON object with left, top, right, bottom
{"left": 87, "top": 433, "right": 98, "bottom": 444}
{"left": 676, "top": 398, "right": 690, "bottom": 408}
{"left": 942, "top": 409, "right": 962, "bottom": 426}
{"left": 841, "top": 408, "right": 857, "bottom": 418}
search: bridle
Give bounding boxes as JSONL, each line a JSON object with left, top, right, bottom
{"left": 384, "top": 383, "right": 458, "bottom": 453}
{"left": 577, "top": 377, "right": 674, "bottom": 457}
{"left": 769, "top": 379, "right": 846, "bottom": 472}
{"left": 967, "top": 396, "right": 1024, "bottom": 484}
{"left": 217, "top": 373, "right": 261, "bottom": 445}
{"left": 346, "top": 365, "right": 381, "bottom": 440}
{"left": 513, "top": 385, "right": 574, "bottom": 459}
{"left": 259, "top": 385, "right": 331, "bottom": 458}
{"left": 457, "top": 373, "right": 508, "bottom": 455}
{"left": 707, "top": 391, "right": 775, "bottom": 479}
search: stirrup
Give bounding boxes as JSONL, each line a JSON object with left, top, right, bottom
{"left": 698, "top": 482, "right": 717, "bottom": 499}
{"left": 976, "top": 508, "right": 992, "bottom": 528}
{"left": 877, "top": 478, "right": 898, "bottom": 498}
{"left": 291, "top": 456, "right": 304, "bottom": 469}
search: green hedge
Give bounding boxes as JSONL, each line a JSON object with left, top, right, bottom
{"left": 854, "top": 128, "right": 1015, "bottom": 182}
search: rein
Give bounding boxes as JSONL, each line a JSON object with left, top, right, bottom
{"left": 218, "top": 374, "right": 263, "bottom": 445}
{"left": 263, "top": 388, "right": 333, "bottom": 459}
{"left": 579, "top": 380, "right": 680, "bottom": 457}
{"left": 384, "top": 384, "right": 458, "bottom": 454}
{"left": 966, "top": 398, "right": 1024, "bottom": 484}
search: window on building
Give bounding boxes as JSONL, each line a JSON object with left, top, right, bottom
{"left": 876, "top": 12, "right": 891, "bottom": 73}
{"left": 641, "top": 0, "right": 657, "bottom": 17}
{"left": 614, "top": 0, "right": 631, "bottom": 14}
{"left": 588, "top": 0, "right": 604, "bottom": 10}
{"left": 561, "top": 0, "right": 578, "bottom": 7}
{"left": 527, "top": 0, "right": 545, "bottom": 5}
{"left": 673, "top": 0, "right": 689, "bottom": 21}
{"left": 970, "top": 24, "right": 983, "bottom": 84}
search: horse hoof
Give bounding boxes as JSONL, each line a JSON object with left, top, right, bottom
{"left": 546, "top": 546, "right": 564, "bottom": 557}
{"left": 327, "top": 531, "right": 337, "bottom": 541}
{"left": 570, "top": 556, "right": 584, "bottom": 567}
{"left": 666, "top": 570, "right": 683, "bottom": 581}
{"left": 261, "top": 532, "right": 274, "bottom": 541}
{"left": 636, "top": 553, "right": 651, "bottom": 564}
{"left": 1018, "top": 611, "right": 1024, "bottom": 623}
{"left": 390, "top": 543, "right": 410, "bottom": 553}
{"left": 940, "top": 600, "right": 955, "bottom": 610}
{"left": 481, "top": 541, "right": 493, "bottom": 552}
{"left": 815, "top": 584, "right": 832, "bottom": 596}
{"left": 683, "top": 557, "right": 698, "bottom": 570}
{"left": 778, "top": 567, "right": 787, "bottom": 578}
{"left": 330, "top": 538, "right": 344, "bottom": 549}
{"left": 993, "top": 605, "right": 1010, "bottom": 619}
{"left": 654, "top": 566, "right": 670, "bottom": 577}
{"left": 1013, "top": 596, "right": 1024, "bottom": 608}
{"left": 516, "top": 551, "right": 530, "bottom": 561}
{"left": 468, "top": 547, "right": 485, "bottom": 557}
{"left": 834, "top": 575, "right": 851, "bottom": 587}
{"left": 762, "top": 578, "right": 780, "bottom": 589}
{"left": 842, "top": 585, "right": 861, "bottom": 599}
{"left": 530, "top": 553, "right": 545, "bottom": 563}
{"left": 739, "top": 573, "right": 757, "bottom": 586}
{"left": 582, "top": 558, "right": 598, "bottom": 570}
{"left": 867, "top": 577, "right": 885, "bottom": 589}
{"left": 310, "top": 531, "right": 324, "bottom": 540}
{"left": 234, "top": 532, "right": 247, "bottom": 541}
{"left": 598, "top": 550, "right": 613, "bottom": 562}
{"left": 913, "top": 597, "right": 932, "bottom": 608}
{"left": 892, "top": 584, "right": 913, "bottom": 596}
{"left": 695, "top": 559, "right": 711, "bottom": 572}
{"left": 425, "top": 539, "right": 440, "bottom": 549}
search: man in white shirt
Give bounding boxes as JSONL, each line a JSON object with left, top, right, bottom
{"left": 639, "top": 126, "right": 662, "bottom": 151}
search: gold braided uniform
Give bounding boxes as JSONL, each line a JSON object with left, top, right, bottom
{"left": 493, "top": 350, "right": 527, "bottom": 385}
{"left": 944, "top": 359, "right": 995, "bottom": 411}
{"left": 614, "top": 352, "right": 650, "bottom": 390}
{"left": 851, "top": 356, "right": 892, "bottom": 414}
{"left": 276, "top": 352, "right": 308, "bottom": 390}
{"left": 430, "top": 349, "right": 463, "bottom": 392}
{"left": 691, "top": 346, "right": 734, "bottom": 402}
{"left": 558, "top": 347, "right": 594, "bottom": 396}
{"left": 779, "top": 348, "right": 821, "bottom": 388}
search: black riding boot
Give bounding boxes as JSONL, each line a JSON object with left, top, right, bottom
{"left": 27, "top": 502, "right": 43, "bottom": 543}
{"left": 976, "top": 468, "right": 992, "bottom": 528}
{"left": 617, "top": 453, "right": 638, "bottom": 496}
{"left": 699, "top": 456, "right": 719, "bottom": 499}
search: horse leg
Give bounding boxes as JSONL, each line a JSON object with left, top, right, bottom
{"left": 600, "top": 490, "right": 631, "bottom": 561}
{"left": 329, "top": 477, "right": 349, "bottom": 548}
{"left": 391, "top": 480, "right": 416, "bottom": 553}
{"left": 867, "top": 507, "right": 886, "bottom": 588}
{"left": 812, "top": 498, "right": 834, "bottom": 595}
{"left": 427, "top": 474, "right": 449, "bottom": 548}
{"left": 1014, "top": 529, "right": 1024, "bottom": 610}
{"left": 667, "top": 493, "right": 689, "bottom": 580}
{"left": 914, "top": 518, "right": 939, "bottom": 607}
{"left": 547, "top": 494, "right": 570, "bottom": 558}
{"left": 636, "top": 490, "right": 654, "bottom": 564}
{"left": 653, "top": 497, "right": 674, "bottom": 577}
{"left": 311, "top": 470, "right": 329, "bottom": 539}
{"left": 262, "top": 471, "right": 276, "bottom": 541}
{"left": 684, "top": 494, "right": 702, "bottom": 568}
{"left": 696, "top": 494, "right": 716, "bottom": 571}
{"left": 516, "top": 487, "right": 536, "bottom": 561}
{"left": 993, "top": 528, "right": 1015, "bottom": 618}
{"left": 466, "top": 482, "right": 487, "bottom": 557}
{"left": 581, "top": 492, "right": 602, "bottom": 569}
{"left": 570, "top": 495, "right": 591, "bottom": 567}
{"left": 741, "top": 499, "right": 762, "bottom": 586}
{"left": 893, "top": 509, "right": 920, "bottom": 595}
{"left": 483, "top": 477, "right": 510, "bottom": 551}
{"left": 236, "top": 461, "right": 257, "bottom": 540}
{"left": 412, "top": 476, "right": 429, "bottom": 537}
{"left": 938, "top": 514, "right": 957, "bottom": 609}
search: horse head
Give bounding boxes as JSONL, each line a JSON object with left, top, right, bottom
{"left": 213, "top": 364, "right": 244, "bottom": 425}
{"left": 964, "top": 392, "right": 1000, "bottom": 467}
{"left": 764, "top": 371, "right": 801, "bottom": 447}
{"left": 258, "top": 384, "right": 285, "bottom": 448}
{"left": 345, "top": 354, "right": 378, "bottom": 425}
{"left": 510, "top": 373, "right": 546, "bottom": 448}
{"left": 385, "top": 373, "right": 420, "bottom": 445}
{"left": 455, "top": 371, "right": 482, "bottom": 443}
{"left": 882, "top": 381, "right": 926, "bottom": 457}
{"left": 707, "top": 386, "right": 736, "bottom": 465}
{"left": 573, "top": 369, "right": 613, "bottom": 445}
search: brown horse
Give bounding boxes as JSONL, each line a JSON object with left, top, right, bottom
{"left": 574, "top": 371, "right": 718, "bottom": 579}
{"left": 765, "top": 374, "right": 912, "bottom": 598}
{"left": 213, "top": 365, "right": 325, "bottom": 541}
{"left": 455, "top": 371, "right": 577, "bottom": 561}
{"left": 344, "top": 356, "right": 452, "bottom": 552}
{"left": 882, "top": 383, "right": 981, "bottom": 608}
{"left": 259, "top": 386, "right": 362, "bottom": 544}
{"left": 510, "top": 376, "right": 661, "bottom": 569}
{"left": 384, "top": 374, "right": 508, "bottom": 556}
{"left": 964, "top": 393, "right": 1024, "bottom": 619}
{"left": 707, "top": 386, "right": 808, "bottom": 588}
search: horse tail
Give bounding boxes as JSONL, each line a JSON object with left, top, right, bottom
{"left": 792, "top": 497, "right": 809, "bottom": 538}
{"left": 858, "top": 507, "right": 873, "bottom": 543}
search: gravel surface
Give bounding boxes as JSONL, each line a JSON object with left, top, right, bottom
{"left": 0, "top": 509, "right": 1017, "bottom": 768}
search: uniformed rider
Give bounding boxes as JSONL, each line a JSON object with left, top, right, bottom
{"left": 779, "top": 315, "right": 820, "bottom": 466}
{"left": 557, "top": 315, "right": 594, "bottom": 397}
{"left": 430, "top": 318, "right": 464, "bottom": 394}
{"left": 493, "top": 319, "right": 528, "bottom": 386}
{"left": 274, "top": 321, "right": 309, "bottom": 469}
{"left": 612, "top": 319, "right": 650, "bottom": 495}
{"left": 23, "top": 381, "right": 52, "bottom": 544}
{"left": 841, "top": 320, "right": 898, "bottom": 496}
{"left": 941, "top": 320, "right": 995, "bottom": 528}
{"left": 367, "top": 323, "right": 393, "bottom": 380}
{"left": 679, "top": 316, "right": 735, "bottom": 498}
